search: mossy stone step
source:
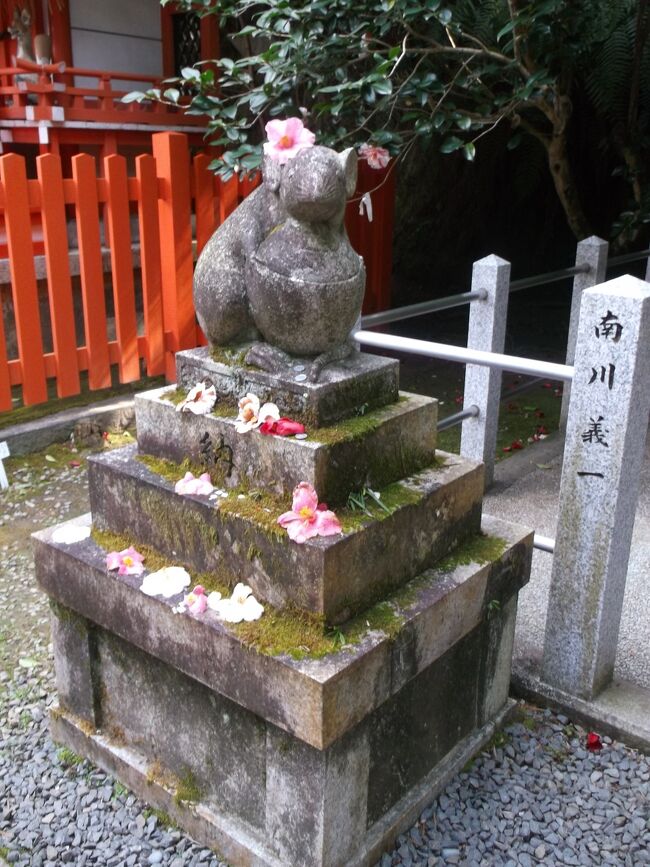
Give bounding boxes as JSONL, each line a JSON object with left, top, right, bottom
{"left": 87, "top": 444, "right": 484, "bottom": 624}
{"left": 135, "top": 386, "right": 437, "bottom": 506}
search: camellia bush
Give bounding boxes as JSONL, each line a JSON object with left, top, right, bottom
{"left": 129, "top": 0, "right": 650, "bottom": 243}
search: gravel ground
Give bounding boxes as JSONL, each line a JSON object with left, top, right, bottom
{"left": 1, "top": 438, "right": 649, "bottom": 866}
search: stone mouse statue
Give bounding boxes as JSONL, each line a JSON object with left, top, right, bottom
{"left": 193, "top": 139, "right": 365, "bottom": 382}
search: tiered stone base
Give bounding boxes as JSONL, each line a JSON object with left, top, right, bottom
{"left": 38, "top": 514, "right": 531, "bottom": 867}
{"left": 35, "top": 350, "right": 534, "bottom": 866}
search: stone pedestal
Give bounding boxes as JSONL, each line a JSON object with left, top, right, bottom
{"left": 35, "top": 350, "right": 533, "bottom": 866}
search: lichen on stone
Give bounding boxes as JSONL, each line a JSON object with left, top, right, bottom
{"left": 434, "top": 532, "right": 508, "bottom": 572}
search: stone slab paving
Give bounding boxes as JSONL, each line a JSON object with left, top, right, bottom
{"left": 1, "top": 439, "right": 649, "bottom": 866}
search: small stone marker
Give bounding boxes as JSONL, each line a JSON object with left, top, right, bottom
{"left": 0, "top": 441, "right": 9, "bottom": 490}
{"left": 542, "top": 275, "right": 650, "bottom": 699}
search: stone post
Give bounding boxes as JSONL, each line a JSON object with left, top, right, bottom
{"left": 460, "top": 254, "right": 510, "bottom": 487}
{"left": 542, "top": 275, "right": 650, "bottom": 699}
{"left": 560, "top": 236, "right": 609, "bottom": 429}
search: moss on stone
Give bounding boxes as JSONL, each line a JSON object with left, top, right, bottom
{"left": 57, "top": 746, "right": 84, "bottom": 767}
{"left": 174, "top": 769, "right": 202, "bottom": 805}
{"left": 209, "top": 344, "right": 250, "bottom": 367}
{"left": 137, "top": 452, "right": 204, "bottom": 485}
{"left": 306, "top": 406, "right": 390, "bottom": 445}
{"left": 218, "top": 488, "right": 290, "bottom": 540}
{"left": 345, "top": 599, "right": 405, "bottom": 642}
{"left": 143, "top": 807, "right": 177, "bottom": 829}
{"left": 234, "top": 586, "right": 407, "bottom": 660}
{"left": 336, "top": 479, "right": 423, "bottom": 533}
{"left": 434, "top": 532, "right": 508, "bottom": 572}
{"left": 234, "top": 608, "right": 334, "bottom": 660}
{"left": 91, "top": 527, "right": 233, "bottom": 597}
{"left": 49, "top": 599, "right": 87, "bottom": 637}
{"left": 160, "top": 387, "right": 186, "bottom": 407}
{"left": 136, "top": 451, "right": 289, "bottom": 538}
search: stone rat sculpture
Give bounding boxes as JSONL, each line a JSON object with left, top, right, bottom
{"left": 193, "top": 145, "right": 365, "bottom": 381}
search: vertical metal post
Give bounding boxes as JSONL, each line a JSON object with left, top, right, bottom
{"left": 560, "top": 237, "right": 608, "bottom": 429}
{"left": 460, "top": 254, "right": 510, "bottom": 487}
{"left": 542, "top": 275, "right": 650, "bottom": 699}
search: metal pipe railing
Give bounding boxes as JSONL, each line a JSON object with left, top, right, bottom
{"left": 361, "top": 245, "right": 650, "bottom": 334}
{"left": 509, "top": 264, "right": 589, "bottom": 292}
{"left": 534, "top": 534, "right": 556, "bottom": 553}
{"left": 607, "top": 248, "right": 650, "bottom": 268}
{"left": 360, "top": 289, "right": 486, "bottom": 329}
{"left": 436, "top": 404, "right": 479, "bottom": 432}
{"left": 354, "top": 330, "right": 574, "bottom": 382}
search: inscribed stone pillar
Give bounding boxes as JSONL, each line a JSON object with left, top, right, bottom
{"left": 542, "top": 275, "right": 650, "bottom": 698}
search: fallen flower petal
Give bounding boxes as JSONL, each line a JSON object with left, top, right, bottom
{"left": 259, "top": 417, "right": 306, "bottom": 437}
{"left": 141, "top": 566, "right": 191, "bottom": 598}
{"left": 219, "top": 583, "right": 265, "bottom": 623}
{"left": 278, "top": 482, "right": 342, "bottom": 543}
{"left": 235, "top": 393, "right": 278, "bottom": 433}
{"left": 176, "top": 380, "right": 217, "bottom": 415}
{"left": 52, "top": 524, "right": 91, "bottom": 545}
{"left": 586, "top": 732, "right": 602, "bottom": 751}
{"left": 174, "top": 471, "right": 214, "bottom": 497}
{"left": 106, "top": 546, "right": 145, "bottom": 576}
{"left": 179, "top": 585, "right": 208, "bottom": 615}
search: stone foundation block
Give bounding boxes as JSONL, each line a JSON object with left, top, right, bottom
{"left": 40, "top": 508, "right": 532, "bottom": 865}
{"left": 36, "top": 514, "right": 532, "bottom": 751}
{"left": 135, "top": 387, "right": 438, "bottom": 505}
{"left": 175, "top": 346, "right": 399, "bottom": 427}
{"left": 87, "top": 445, "right": 484, "bottom": 623}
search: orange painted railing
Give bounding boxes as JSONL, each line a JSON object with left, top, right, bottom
{"left": 0, "top": 59, "right": 205, "bottom": 128}
{"left": 0, "top": 132, "right": 393, "bottom": 411}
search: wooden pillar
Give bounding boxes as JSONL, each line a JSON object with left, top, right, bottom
{"left": 152, "top": 131, "right": 196, "bottom": 380}
{"left": 49, "top": 0, "right": 73, "bottom": 66}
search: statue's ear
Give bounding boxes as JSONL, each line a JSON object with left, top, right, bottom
{"left": 339, "top": 148, "right": 358, "bottom": 198}
{"left": 262, "top": 154, "right": 283, "bottom": 193}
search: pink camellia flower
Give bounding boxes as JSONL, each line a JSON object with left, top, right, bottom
{"left": 277, "top": 482, "right": 342, "bottom": 544}
{"left": 174, "top": 471, "right": 214, "bottom": 496}
{"left": 106, "top": 546, "right": 145, "bottom": 576}
{"left": 181, "top": 585, "right": 208, "bottom": 616}
{"left": 264, "top": 118, "right": 315, "bottom": 165}
{"left": 359, "top": 143, "right": 390, "bottom": 170}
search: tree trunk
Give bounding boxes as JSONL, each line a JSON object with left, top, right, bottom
{"left": 546, "top": 129, "right": 592, "bottom": 240}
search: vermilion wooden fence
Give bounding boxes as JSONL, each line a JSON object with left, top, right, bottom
{"left": 0, "top": 131, "right": 393, "bottom": 411}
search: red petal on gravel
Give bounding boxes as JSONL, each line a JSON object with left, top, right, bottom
{"left": 586, "top": 732, "right": 603, "bottom": 751}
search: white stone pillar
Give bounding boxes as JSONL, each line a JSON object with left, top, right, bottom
{"left": 560, "top": 237, "right": 609, "bottom": 429}
{"left": 460, "top": 254, "right": 510, "bottom": 487}
{"left": 542, "top": 275, "right": 650, "bottom": 699}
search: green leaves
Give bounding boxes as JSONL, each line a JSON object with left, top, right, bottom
{"left": 440, "top": 135, "right": 464, "bottom": 154}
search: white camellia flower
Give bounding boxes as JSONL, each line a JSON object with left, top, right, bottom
{"left": 51, "top": 525, "right": 91, "bottom": 545}
{"left": 140, "top": 566, "right": 191, "bottom": 598}
{"left": 235, "top": 393, "right": 280, "bottom": 433}
{"left": 207, "top": 583, "right": 264, "bottom": 622}
{"left": 176, "top": 380, "right": 217, "bottom": 415}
